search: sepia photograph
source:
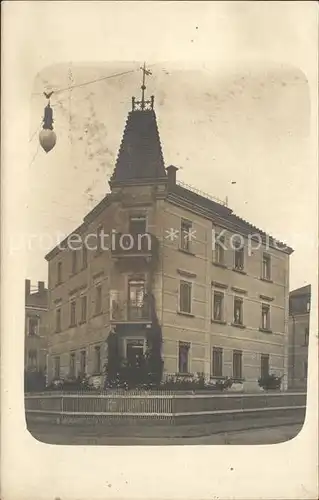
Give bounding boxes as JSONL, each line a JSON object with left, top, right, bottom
{"left": 25, "top": 60, "right": 310, "bottom": 446}
{"left": 2, "top": 1, "right": 318, "bottom": 499}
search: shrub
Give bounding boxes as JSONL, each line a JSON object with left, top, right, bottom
{"left": 258, "top": 373, "right": 282, "bottom": 390}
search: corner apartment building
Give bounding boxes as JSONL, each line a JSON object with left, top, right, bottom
{"left": 45, "top": 90, "right": 293, "bottom": 391}
{"left": 25, "top": 279, "right": 48, "bottom": 372}
{"left": 288, "top": 285, "right": 311, "bottom": 389}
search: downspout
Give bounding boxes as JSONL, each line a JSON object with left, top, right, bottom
{"left": 292, "top": 314, "right": 296, "bottom": 389}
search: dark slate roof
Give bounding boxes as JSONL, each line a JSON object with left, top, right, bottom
{"left": 290, "top": 284, "right": 311, "bottom": 297}
{"left": 168, "top": 184, "right": 293, "bottom": 254}
{"left": 110, "top": 109, "right": 167, "bottom": 183}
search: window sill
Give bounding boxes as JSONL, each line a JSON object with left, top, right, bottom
{"left": 231, "top": 322, "right": 246, "bottom": 329}
{"left": 69, "top": 324, "right": 77, "bottom": 329}
{"left": 260, "top": 277, "right": 273, "bottom": 283}
{"left": 178, "top": 247, "right": 196, "bottom": 257}
{"left": 211, "top": 319, "right": 226, "bottom": 325}
{"left": 232, "top": 268, "right": 247, "bottom": 275}
{"left": 259, "top": 327, "right": 273, "bottom": 334}
{"left": 55, "top": 281, "right": 63, "bottom": 287}
{"left": 210, "top": 375, "right": 226, "bottom": 380}
{"left": 79, "top": 320, "right": 87, "bottom": 325}
{"left": 55, "top": 330, "right": 62, "bottom": 334}
{"left": 91, "top": 372, "right": 103, "bottom": 377}
{"left": 177, "top": 311, "right": 195, "bottom": 318}
{"left": 212, "top": 262, "right": 227, "bottom": 269}
{"left": 175, "top": 372, "right": 193, "bottom": 377}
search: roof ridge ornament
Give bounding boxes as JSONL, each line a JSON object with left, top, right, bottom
{"left": 132, "top": 62, "right": 154, "bottom": 111}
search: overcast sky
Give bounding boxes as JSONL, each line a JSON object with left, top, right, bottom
{"left": 24, "top": 3, "right": 317, "bottom": 292}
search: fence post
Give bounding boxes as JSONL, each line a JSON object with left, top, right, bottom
{"left": 59, "top": 394, "right": 64, "bottom": 425}
{"left": 172, "top": 392, "right": 175, "bottom": 426}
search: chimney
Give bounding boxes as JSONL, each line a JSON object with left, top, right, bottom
{"left": 25, "top": 279, "right": 31, "bottom": 297}
{"left": 166, "top": 165, "right": 178, "bottom": 186}
{"left": 38, "top": 281, "right": 45, "bottom": 294}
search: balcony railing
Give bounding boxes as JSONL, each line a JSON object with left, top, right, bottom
{"left": 111, "top": 232, "right": 158, "bottom": 259}
{"left": 110, "top": 299, "right": 151, "bottom": 323}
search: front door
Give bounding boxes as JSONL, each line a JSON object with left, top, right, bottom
{"left": 126, "top": 339, "right": 145, "bottom": 368}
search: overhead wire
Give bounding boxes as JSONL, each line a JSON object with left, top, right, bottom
{"left": 31, "top": 68, "right": 140, "bottom": 97}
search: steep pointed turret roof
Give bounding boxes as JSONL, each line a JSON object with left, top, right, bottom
{"left": 110, "top": 105, "right": 166, "bottom": 184}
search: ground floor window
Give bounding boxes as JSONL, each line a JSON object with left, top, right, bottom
{"left": 232, "top": 350, "right": 242, "bottom": 379}
{"left": 69, "top": 352, "right": 76, "bottom": 377}
{"left": 80, "top": 350, "right": 86, "bottom": 375}
{"left": 260, "top": 354, "right": 269, "bottom": 378}
{"left": 54, "top": 356, "right": 60, "bottom": 379}
{"left": 28, "top": 349, "right": 37, "bottom": 369}
{"left": 212, "top": 347, "right": 223, "bottom": 377}
{"left": 178, "top": 341, "right": 190, "bottom": 373}
{"left": 94, "top": 345, "right": 101, "bottom": 373}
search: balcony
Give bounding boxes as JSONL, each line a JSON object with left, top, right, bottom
{"left": 111, "top": 232, "right": 159, "bottom": 260}
{"left": 110, "top": 299, "right": 152, "bottom": 324}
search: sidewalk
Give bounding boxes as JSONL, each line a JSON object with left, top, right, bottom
{"left": 27, "top": 413, "right": 305, "bottom": 445}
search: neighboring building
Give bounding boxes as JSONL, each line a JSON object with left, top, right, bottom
{"left": 45, "top": 85, "right": 293, "bottom": 391}
{"left": 25, "top": 279, "right": 49, "bottom": 373}
{"left": 288, "top": 285, "right": 311, "bottom": 389}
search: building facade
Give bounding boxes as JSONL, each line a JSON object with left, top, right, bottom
{"left": 25, "top": 279, "right": 49, "bottom": 373}
{"left": 288, "top": 285, "right": 311, "bottom": 389}
{"left": 45, "top": 90, "right": 293, "bottom": 391}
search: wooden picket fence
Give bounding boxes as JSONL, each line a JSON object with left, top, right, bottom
{"left": 25, "top": 390, "right": 307, "bottom": 425}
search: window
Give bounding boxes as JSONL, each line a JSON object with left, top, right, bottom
{"left": 262, "top": 253, "right": 271, "bottom": 280}
{"left": 129, "top": 215, "right": 146, "bottom": 236}
{"left": 57, "top": 261, "right": 62, "bottom": 284}
{"left": 96, "top": 225, "right": 103, "bottom": 254}
{"left": 55, "top": 308, "right": 61, "bottom": 333}
{"left": 233, "top": 297, "right": 243, "bottom": 325}
{"left": 28, "top": 349, "right": 37, "bottom": 369}
{"left": 261, "top": 304, "right": 270, "bottom": 330}
{"left": 70, "top": 300, "right": 76, "bottom": 326}
{"left": 94, "top": 345, "right": 101, "bottom": 373}
{"left": 303, "top": 361, "right": 308, "bottom": 379}
{"left": 80, "top": 350, "right": 86, "bottom": 375}
{"left": 28, "top": 316, "right": 39, "bottom": 336}
{"left": 306, "top": 300, "right": 310, "bottom": 312}
{"left": 95, "top": 285, "right": 102, "bottom": 315}
{"left": 260, "top": 354, "right": 269, "bottom": 378}
{"left": 233, "top": 350, "right": 242, "bottom": 379}
{"left": 71, "top": 250, "right": 77, "bottom": 275}
{"left": 212, "top": 347, "right": 223, "bottom": 377}
{"left": 304, "top": 327, "right": 309, "bottom": 346}
{"left": 178, "top": 341, "right": 190, "bottom": 373}
{"left": 82, "top": 243, "right": 87, "bottom": 269}
{"left": 180, "top": 219, "right": 192, "bottom": 252}
{"left": 214, "top": 235, "right": 225, "bottom": 264}
{"left": 128, "top": 280, "right": 145, "bottom": 319}
{"left": 80, "top": 295, "right": 87, "bottom": 323}
{"left": 54, "top": 356, "right": 60, "bottom": 378}
{"left": 126, "top": 339, "right": 145, "bottom": 367}
{"left": 213, "top": 291, "right": 224, "bottom": 321}
{"left": 234, "top": 241, "right": 244, "bottom": 271}
{"left": 179, "top": 280, "right": 192, "bottom": 314}
{"left": 69, "top": 352, "right": 76, "bottom": 377}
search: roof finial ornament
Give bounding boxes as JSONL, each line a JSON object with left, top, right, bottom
{"left": 140, "top": 62, "right": 152, "bottom": 109}
{"left": 132, "top": 62, "right": 154, "bottom": 111}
